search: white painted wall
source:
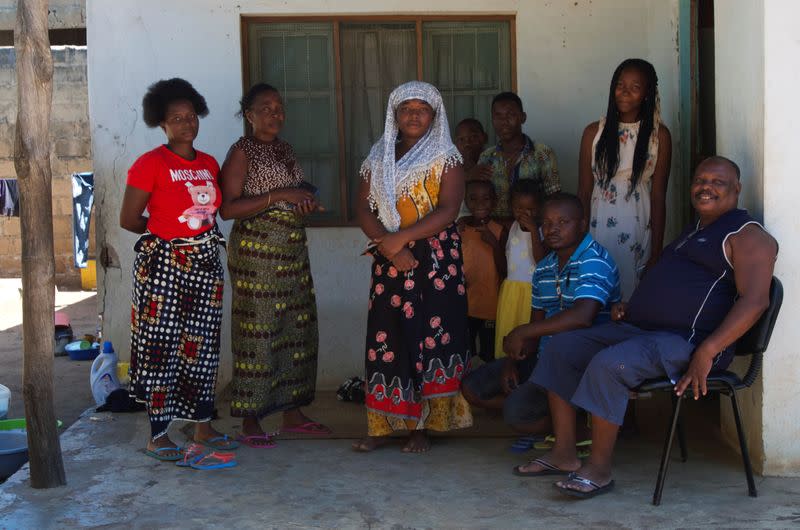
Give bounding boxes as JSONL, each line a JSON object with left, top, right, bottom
{"left": 761, "top": 0, "right": 800, "bottom": 476}
{"left": 714, "top": 0, "right": 766, "bottom": 470}
{"left": 715, "top": 0, "right": 800, "bottom": 476}
{"left": 87, "top": 0, "right": 681, "bottom": 389}
{"left": 714, "top": 0, "right": 764, "bottom": 219}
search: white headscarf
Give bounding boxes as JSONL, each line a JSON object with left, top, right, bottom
{"left": 360, "top": 81, "right": 462, "bottom": 232}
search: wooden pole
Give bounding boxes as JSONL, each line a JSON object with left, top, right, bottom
{"left": 14, "top": 0, "right": 66, "bottom": 488}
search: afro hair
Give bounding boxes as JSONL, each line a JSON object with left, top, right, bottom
{"left": 142, "top": 78, "right": 209, "bottom": 128}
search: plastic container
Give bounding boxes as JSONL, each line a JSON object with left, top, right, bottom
{"left": 0, "top": 384, "right": 9, "bottom": 420}
{"left": 81, "top": 259, "right": 97, "bottom": 290}
{"left": 116, "top": 362, "right": 130, "bottom": 385}
{"left": 0, "top": 431, "right": 28, "bottom": 480}
{"left": 90, "top": 341, "right": 121, "bottom": 406}
{"left": 65, "top": 340, "right": 100, "bottom": 361}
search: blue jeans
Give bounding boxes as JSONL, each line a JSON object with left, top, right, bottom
{"left": 531, "top": 322, "right": 714, "bottom": 425}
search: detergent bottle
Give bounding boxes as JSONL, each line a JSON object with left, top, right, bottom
{"left": 90, "top": 341, "right": 121, "bottom": 405}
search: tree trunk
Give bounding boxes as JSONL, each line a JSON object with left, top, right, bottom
{"left": 14, "top": 0, "right": 66, "bottom": 488}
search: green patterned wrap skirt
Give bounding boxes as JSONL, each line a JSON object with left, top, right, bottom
{"left": 228, "top": 209, "right": 319, "bottom": 418}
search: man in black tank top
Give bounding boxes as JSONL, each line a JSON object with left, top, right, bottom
{"left": 514, "top": 157, "right": 778, "bottom": 498}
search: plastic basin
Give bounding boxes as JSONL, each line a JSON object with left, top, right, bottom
{"left": 65, "top": 341, "right": 100, "bottom": 361}
{"left": 0, "top": 431, "right": 28, "bottom": 480}
{"left": 0, "top": 418, "right": 63, "bottom": 432}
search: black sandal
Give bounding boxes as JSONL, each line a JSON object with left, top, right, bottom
{"left": 554, "top": 472, "right": 615, "bottom": 499}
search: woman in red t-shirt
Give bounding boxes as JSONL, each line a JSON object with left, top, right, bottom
{"left": 120, "top": 78, "right": 237, "bottom": 464}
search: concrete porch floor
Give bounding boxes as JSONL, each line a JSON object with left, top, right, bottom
{"left": 2, "top": 396, "right": 800, "bottom": 529}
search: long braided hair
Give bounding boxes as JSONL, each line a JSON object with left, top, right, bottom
{"left": 594, "top": 58, "right": 659, "bottom": 192}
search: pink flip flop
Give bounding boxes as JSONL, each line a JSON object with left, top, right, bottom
{"left": 237, "top": 433, "right": 277, "bottom": 449}
{"left": 281, "top": 422, "right": 332, "bottom": 436}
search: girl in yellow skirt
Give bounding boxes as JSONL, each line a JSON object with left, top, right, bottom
{"left": 493, "top": 180, "right": 546, "bottom": 357}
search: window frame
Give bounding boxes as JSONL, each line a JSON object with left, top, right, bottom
{"left": 241, "top": 14, "right": 517, "bottom": 227}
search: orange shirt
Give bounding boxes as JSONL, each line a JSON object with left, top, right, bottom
{"left": 461, "top": 220, "right": 503, "bottom": 320}
{"left": 396, "top": 162, "right": 443, "bottom": 229}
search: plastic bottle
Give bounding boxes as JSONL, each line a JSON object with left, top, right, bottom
{"left": 90, "top": 341, "right": 121, "bottom": 406}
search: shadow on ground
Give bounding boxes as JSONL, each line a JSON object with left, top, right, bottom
{"left": 0, "top": 293, "right": 97, "bottom": 427}
{"left": 2, "top": 391, "right": 799, "bottom": 529}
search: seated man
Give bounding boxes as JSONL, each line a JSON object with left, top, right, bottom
{"left": 521, "top": 157, "right": 778, "bottom": 498}
{"left": 461, "top": 192, "right": 620, "bottom": 445}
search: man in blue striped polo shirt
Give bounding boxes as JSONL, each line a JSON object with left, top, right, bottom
{"left": 462, "top": 193, "right": 620, "bottom": 450}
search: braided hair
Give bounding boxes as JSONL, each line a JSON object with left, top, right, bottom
{"left": 594, "top": 58, "right": 659, "bottom": 192}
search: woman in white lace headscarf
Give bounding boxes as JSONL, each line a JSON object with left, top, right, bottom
{"left": 353, "top": 81, "right": 473, "bottom": 453}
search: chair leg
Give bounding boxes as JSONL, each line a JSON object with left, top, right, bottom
{"left": 653, "top": 394, "right": 683, "bottom": 506}
{"left": 672, "top": 394, "right": 688, "bottom": 462}
{"left": 730, "top": 390, "right": 758, "bottom": 498}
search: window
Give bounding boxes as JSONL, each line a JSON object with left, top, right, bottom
{"left": 244, "top": 16, "right": 515, "bottom": 225}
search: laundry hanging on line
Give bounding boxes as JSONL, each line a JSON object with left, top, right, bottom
{"left": 72, "top": 172, "right": 94, "bottom": 268}
{"left": 0, "top": 178, "right": 19, "bottom": 217}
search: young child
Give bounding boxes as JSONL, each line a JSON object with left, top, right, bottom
{"left": 493, "top": 179, "right": 547, "bottom": 359}
{"left": 454, "top": 118, "right": 488, "bottom": 178}
{"left": 460, "top": 180, "right": 506, "bottom": 363}
{"left": 455, "top": 118, "right": 489, "bottom": 219}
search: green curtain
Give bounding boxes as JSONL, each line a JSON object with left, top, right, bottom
{"left": 248, "top": 22, "right": 341, "bottom": 221}
{"left": 423, "top": 21, "right": 512, "bottom": 144}
{"left": 340, "top": 23, "right": 417, "bottom": 220}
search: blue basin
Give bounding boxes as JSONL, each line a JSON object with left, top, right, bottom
{"left": 0, "top": 431, "right": 28, "bottom": 480}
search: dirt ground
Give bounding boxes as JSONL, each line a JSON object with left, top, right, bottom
{"left": 0, "top": 279, "right": 97, "bottom": 427}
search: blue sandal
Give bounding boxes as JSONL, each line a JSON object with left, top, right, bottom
{"left": 145, "top": 446, "right": 184, "bottom": 462}
{"left": 194, "top": 434, "right": 240, "bottom": 451}
{"left": 509, "top": 435, "right": 546, "bottom": 453}
{"left": 189, "top": 452, "right": 238, "bottom": 470}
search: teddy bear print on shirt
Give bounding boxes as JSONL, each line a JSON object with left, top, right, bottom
{"left": 179, "top": 181, "right": 217, "bottom": 230}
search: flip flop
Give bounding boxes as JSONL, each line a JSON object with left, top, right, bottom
{"left": 175, "top": 443, "right": 206, "bottom": 468}
{"left": 145, "top": 446, "right": 184, "bottom": 462}
{"left": 509, "top": 435, "right": 547, "bottom": 453}
{"left": 512, "top": 457, "right": 575, "bottom": 477}
{"left": 189, "top": 451, "right": 238, "bottom": 470}
{"left": 554, "top": 472, "right": 615, "bottom": 499}
{"left": 194, "top": 434, "right": 240, "bottom": 451}
{"left": 281, "top": 422, "right": 332, "bottom": 435}
{"left": 237, "top": 432, "right": 277, "bottom": 449}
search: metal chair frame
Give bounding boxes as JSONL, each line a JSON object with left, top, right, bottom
{"left": 636, "top": 277, "right": 783, "bottom": 506}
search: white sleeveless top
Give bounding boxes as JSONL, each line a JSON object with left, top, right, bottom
{"left": 505, "top": 221, "right": 537, "bottom": 282}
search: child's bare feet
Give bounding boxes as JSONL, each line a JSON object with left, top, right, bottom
{"left": 402, "top": 430, "right": 430, "bottom": 453}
